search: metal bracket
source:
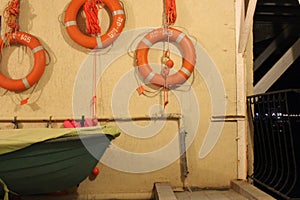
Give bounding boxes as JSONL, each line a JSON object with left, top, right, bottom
{"left": 12, "top": 116, "right": 19, "bottom": 129}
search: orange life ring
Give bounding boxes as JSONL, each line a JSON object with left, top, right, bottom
{"left": 0, "top": 32, "right": 46, "bottom": 91}
{"left": 64, "top": 0, "right": 126, "bottom": 49}
{"left": 135, "top": 27, "right": 196, "bottom": 88}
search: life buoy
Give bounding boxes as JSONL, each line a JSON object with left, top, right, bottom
{"left": 64, "top": 0, "right": 126, "bottom": 49}
{"left": 135, "top": 27, "right": 196, "bottom": 88}
{"left": 0, "top": 32, "right": 46, "bottom": 91}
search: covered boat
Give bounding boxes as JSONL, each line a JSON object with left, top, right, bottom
{"left": 0, "top": 126, "right": 120, "bottom": 199}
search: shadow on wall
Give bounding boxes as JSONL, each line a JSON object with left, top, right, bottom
{"left": 18, "top": 1, "right": 36, "bottom": 33}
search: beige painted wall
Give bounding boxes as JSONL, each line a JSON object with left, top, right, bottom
{"left": 0, "top": 0, "right": 253, "bottom": 199}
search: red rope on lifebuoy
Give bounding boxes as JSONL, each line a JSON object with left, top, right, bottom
{"left": 163, "top": 0, "right": 177, "bottom": 106}
{"left": 64, "top": 0, "right": 125, "bottom": 49}
{"left": 84, "top": 0, "right": 101, "bottom": 35}
{"left": 165, "top": 0, "right": 176, "bottom": 25}
{"left": 1, "top": 0, "right": 20, "bottom": 51}
{"left": 3, "top": 0, "right": 20, "bottom": 32}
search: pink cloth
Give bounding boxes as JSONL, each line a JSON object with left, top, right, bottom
{"left": 63, "top": 118, "right": 97, "bottom": 128}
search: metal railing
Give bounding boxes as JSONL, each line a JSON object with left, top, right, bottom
{"left": 247, "top": 89, "right": 300, "bottom": 199}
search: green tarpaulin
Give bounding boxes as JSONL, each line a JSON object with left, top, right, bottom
{"left": 0, "top": 126, "right": 120, "bottom": 155}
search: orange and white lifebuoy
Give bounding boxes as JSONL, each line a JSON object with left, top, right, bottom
{"left": 0, "top": 32, "right": 46, "bottom": 91}
{"left": 64, "top": 0, "right": 126, "bottom": 49}
{"left": 135, "top": 27, "right": 196, "bottom": 88}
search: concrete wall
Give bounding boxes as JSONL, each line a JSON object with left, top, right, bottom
{"left": 0, "top": 0, "right": 253, "bottom": 199}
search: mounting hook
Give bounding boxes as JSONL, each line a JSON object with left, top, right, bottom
{"left": 12, "top": 116, "right": 19, "bottom": 129}
{"left": 46, "top": 116, "right": 53, "bottom": 128}
{"left": 80, "top": 115, "right": 85, "bottom": 127}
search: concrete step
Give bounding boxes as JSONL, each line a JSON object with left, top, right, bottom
{"left": 154, "top": 180, "right": 276, "bottom": 200}
{"left": 231, "top": 180, "right": 276, "bottom": 200}
{"left": 154, "top": 183, "right": 177, "bottom": 200}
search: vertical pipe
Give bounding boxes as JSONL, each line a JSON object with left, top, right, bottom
{"left": 178, "top": 116, "right": 190, "bottom": 190}
{"left": 180, "top": 130, "right": 188, "bottom": 181}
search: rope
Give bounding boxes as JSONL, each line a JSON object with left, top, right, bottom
{"left": 91, "top": 50, "right": 102, "bottom": 126}
{"left": 84, "top": 0, "right": 103, "bottom": 35}
{"left": 1, "top": 0, "right": 20, "bottom": 50}
{"left": 162, "top": 50, "right": 170, "bottom": 108}
{"left": 19, "top": 83, "right": 39, "bottom": 105}
{"left": 161, "top": 34, "right": 173, "bottom": 108}
{"left": 92, "top": 51, "right": 97, "bottom": 120}
{"left": 0, "top": 178, "right": 9, "bottom": 200}
{"left": 165, "top": 0, "right": 177, "bottom": 26}
{"left": 162, "top": 0, "right": 177, "bottom": 107}
{"left": 0, "top": 178, "right": 19, "bottom": 200}
{"left": 3, "top": 0, "right": 20, "bottom": 32}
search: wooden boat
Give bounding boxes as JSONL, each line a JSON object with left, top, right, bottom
{"left": 0, "top": 126, "right": 119, "bottom": 198}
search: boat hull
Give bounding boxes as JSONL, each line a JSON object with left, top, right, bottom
{"left": 0, "top": 134, "right": 111, "bottom": 196}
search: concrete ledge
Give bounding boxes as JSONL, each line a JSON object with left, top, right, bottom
{"left": 231, "top": 180, "right": 275, "bottom": 200}
{"left": 154, "top": 183, "right": 177, "bottom": 200}
{"left": 21, "top": 192, "right": 152, "bottom": 200}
